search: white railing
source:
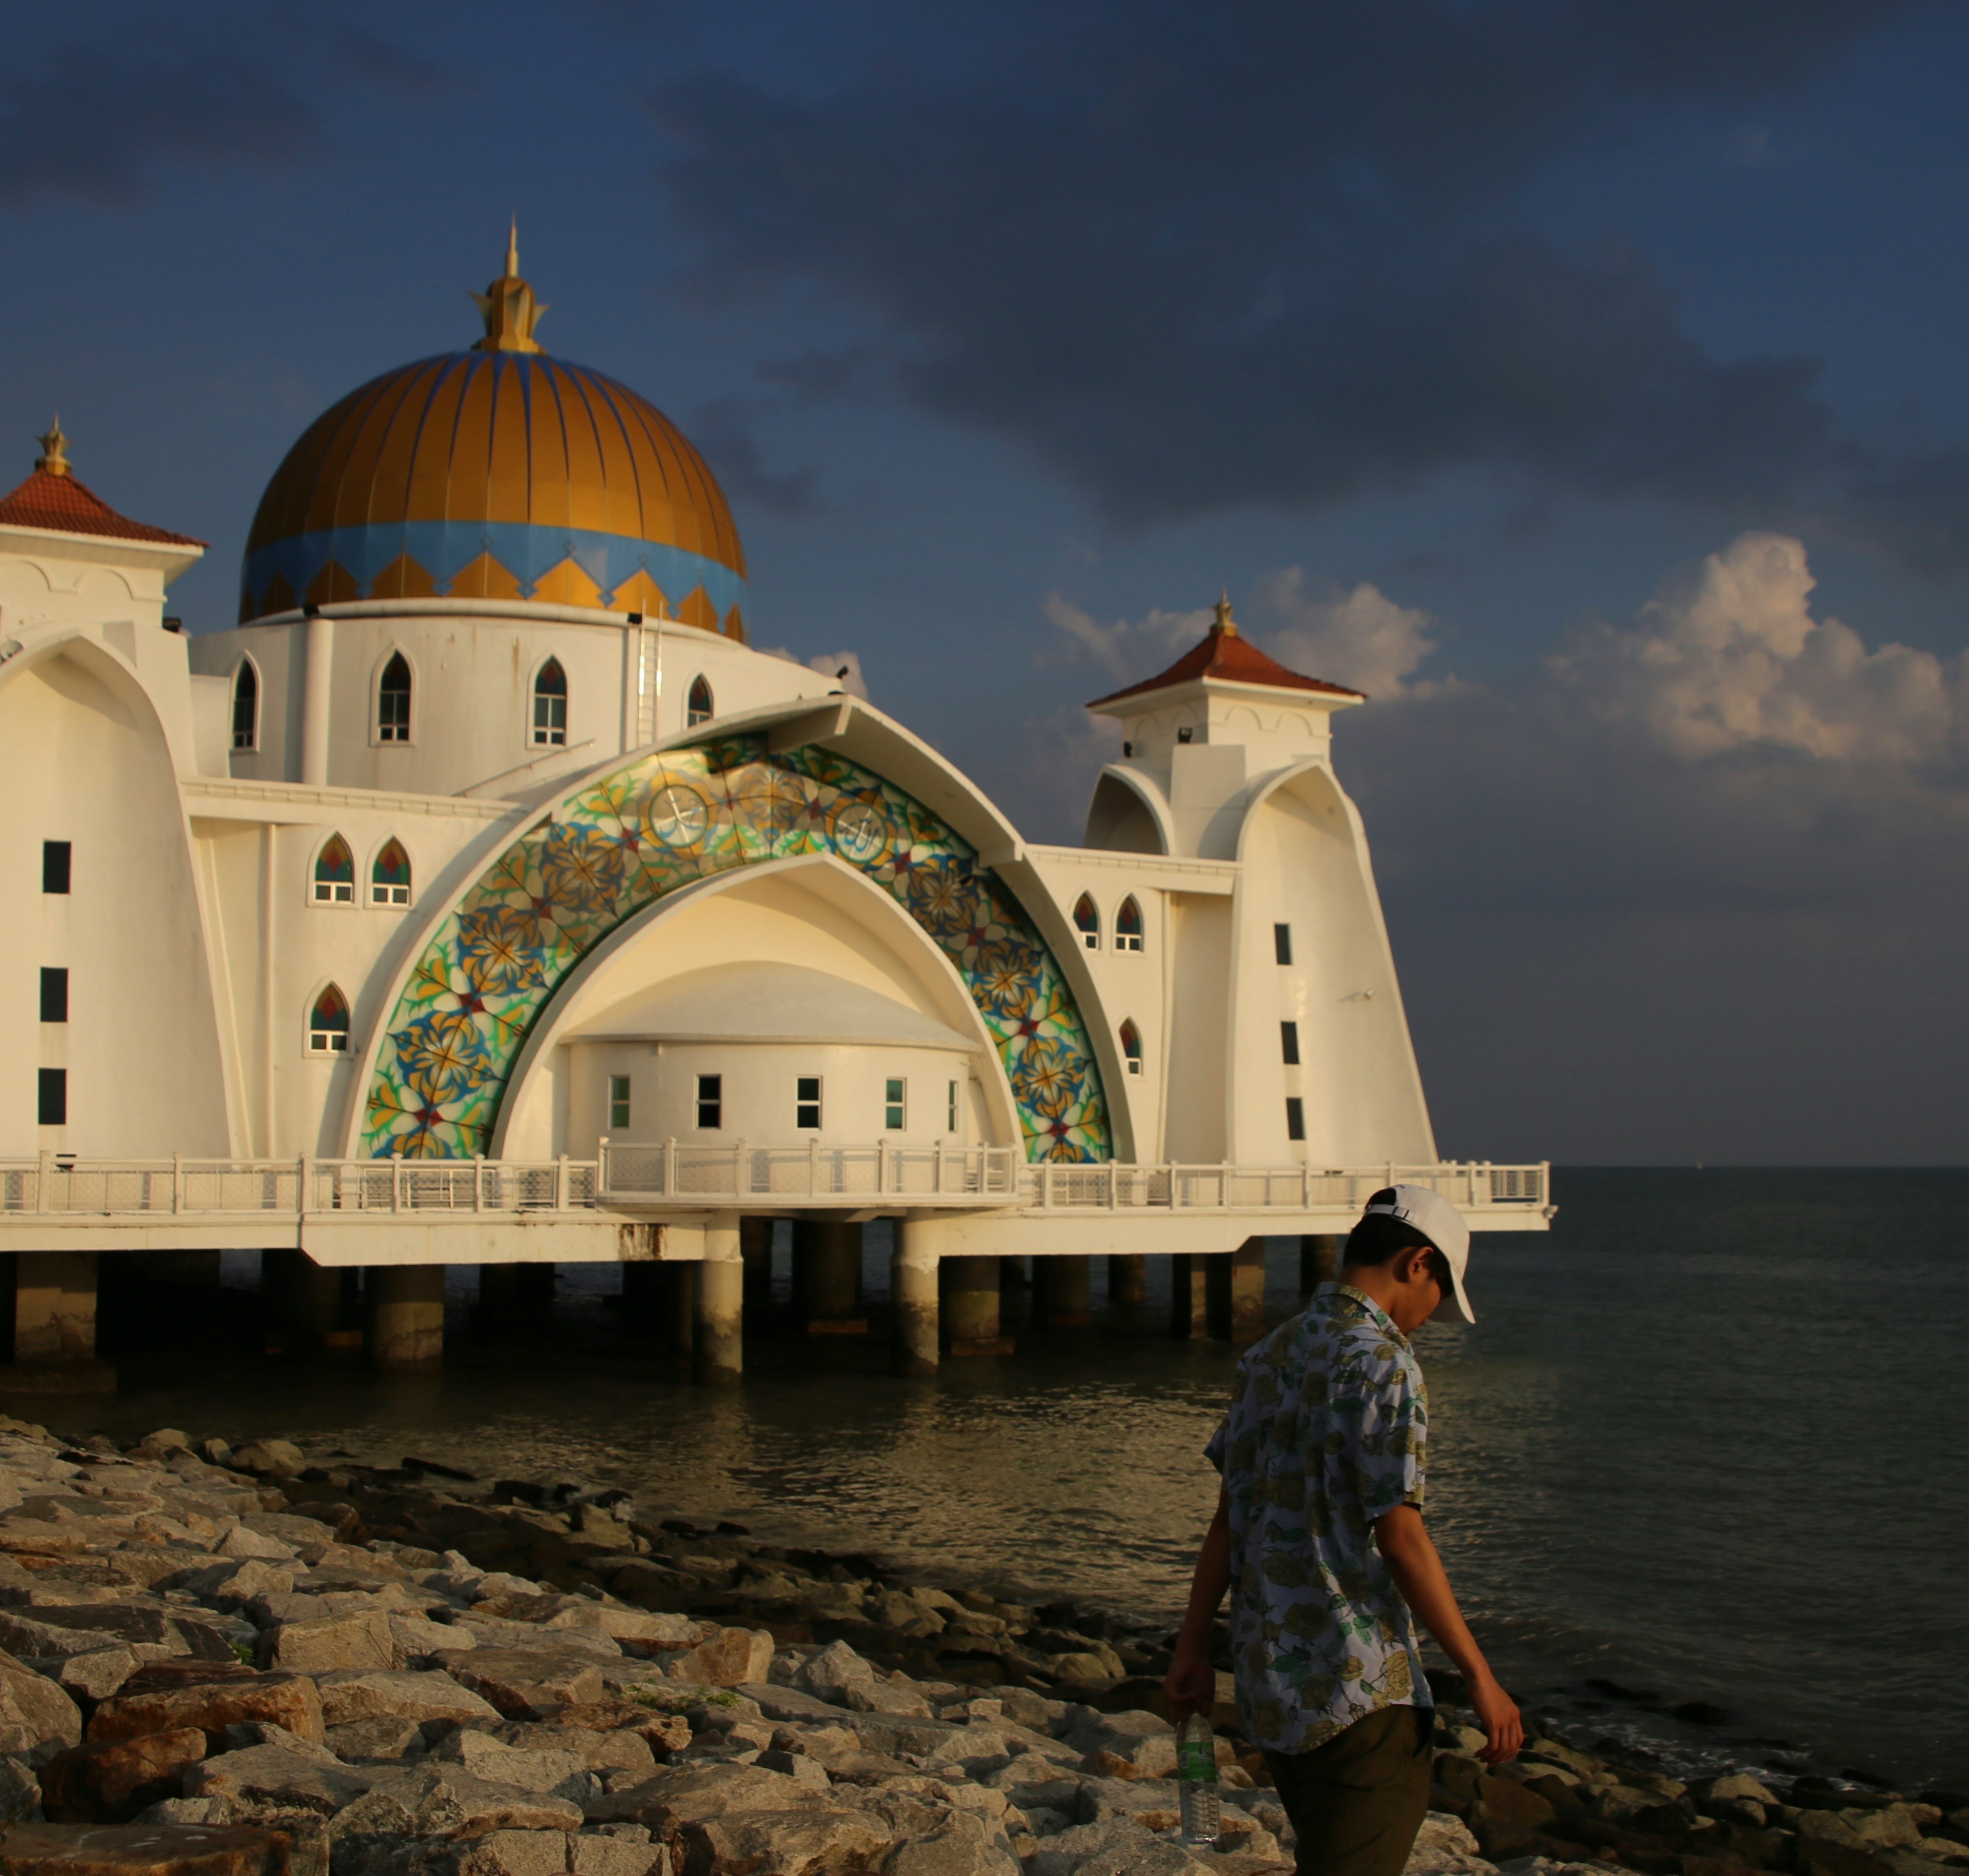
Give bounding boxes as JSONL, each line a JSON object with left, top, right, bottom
{"left": 0, "top": 1155, "right": 596, "bottom": 1218}
{"left": 0, "top": 1151, "right": 1547, "bottom": 1221}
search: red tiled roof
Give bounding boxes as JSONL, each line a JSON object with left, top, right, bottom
{"left": 0, "top": 466, "right": 205, "bottom": 549}
{"left": 1086, "top": 624, "right": 1364, "bottom": 708}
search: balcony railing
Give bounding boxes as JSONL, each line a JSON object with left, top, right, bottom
{"left": 597, "top": 1140, "right": 1021, "bottom": 1205}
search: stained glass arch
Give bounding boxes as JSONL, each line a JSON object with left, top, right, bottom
{"left": 371, "top": 838, "right": 412, "bottom": 907}
{"left": 1120, "top": 1018, "right": 1143, "bottom": 1075}
{"left": 1116, "top": 895, "right": 1144, "bottom": 952}
{"left": 231, "top": 658, "right": 258, "bottom": 751}
{"left": 376, "top": 651, "right": 412, "bottom": 744}
{"left": 1073, "top": 893, "right": 1100, "bottom": 950}
{"left": 687, "top": 675, "right": 713, "bottom": 727}
{"left": 312, "top": 834, "right": 355, "bottom": 905}
{"left": 308, "top": 983, "right": 350, "bottom": 1053}
{"left": 531, "top": 657, "right": 567, "bottom": 748}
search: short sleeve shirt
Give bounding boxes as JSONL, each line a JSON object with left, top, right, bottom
{"left": 1204, "top": 1282, "right": 1430, "bottom": 1753}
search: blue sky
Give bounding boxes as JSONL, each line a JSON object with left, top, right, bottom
{"left": 7, "top": 0, "right": 1968, "bottom": 1163}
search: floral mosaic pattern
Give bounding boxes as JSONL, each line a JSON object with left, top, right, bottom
{"left": 362, "top": 736, "right": 1111, "bottom": 1164}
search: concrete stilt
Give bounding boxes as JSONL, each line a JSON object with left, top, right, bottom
{"left": 740, "top": 1217, "right": 775, "bottom": 1315}
{"left": 1109, "top": 1254, "right": 1149, "bottom": 1306}
{"left": 366, "top": 1264, "right": 444, "bottom": 1373}
{"left": 942, "top": 1254, "right": 1011, "bottom": 1356}
{"left": 1034, "top": 1255, "right": 1093, "bottom": 1328}
{"left": 1169, "top": 1254, "right": 1209, "bottom": 1339}
{"left": 1208, "top": 1238, "right": 1268, "bottom": 1344}
{"left": 891, "top": 1232, "right": 938, "bottom": 1376}
{"left": 478, "top": 1262, "right": 521, "bottom": 1323}
{"left": 2, "top": 1252, "right": 113, "bottom": 1389}
{"left": 266, "top": 1249, "right": 343, "bottom": 1347}
{"left": 795, "top": 1221, "right": 866, "bottom": 1334}
{"left": 1301, "top": 1234, "right": 1344, "bottom": 1293}
{"left": 694, "top": 1224, "right": 743, "bottom": 1387}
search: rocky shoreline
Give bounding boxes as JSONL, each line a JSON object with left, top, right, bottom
{"left": 0, "top": 1417, "right": 1957, "bottom": 1876}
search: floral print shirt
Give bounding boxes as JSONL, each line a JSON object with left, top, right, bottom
{"left": 1205, "top": 1282, "right": 1431, "bottom": 1752}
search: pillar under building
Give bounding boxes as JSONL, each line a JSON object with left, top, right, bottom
{"left": 265, "top": 1249, "right": 343, "bottom": 1349}
{"left": 1169, "top": 1253, "right": 1209, "bottom": 1339}
{"left": 1109, "top": 1254, "right": 1148, "bottom": 1307}
{"left": 1208, "top": 1239, "right": 1268, "bottom": 1345}
{"left": 795, "top": 1221, "right": 865, "bottom": 1334}
{"left": 941, "top": 1254, "right": 1011, "bottom": 1356}
{"left": 623, "top": 1260, "right": 696, "bottom": 1356}
{"left": 891, "top": 1233, "right": 938, "bottom": 1376}
{"left": 366, "top": 1263, "right": 445, "bottom": 1373}
{"left": 1, "top": 1252, "right": 113, "bottom": 1389}
{"left": 1034, "top": 1255, "right": 1093, "bottom": 1328}
{"left": 740, "top": 1218, "right": 775, "bottom": 1316}
{"left": 694, "top": 1224, "right": 744, "bottom": 1387}
{"left": 1301, "top": 1234, "right": 1344, "bottom": 1293}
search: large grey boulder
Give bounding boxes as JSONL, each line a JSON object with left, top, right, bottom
{"left": 185, "top": 1739, "right": 374, "bottom": 1815}
{"left": 0, "top": 1648, "right": 82, "bottom": 1757}
{"left": 429, "top": 1732, "right": 594, "bottom": 1804}
{"left": 260, "top": 1611, "right": 395, "bottom": 1677}
{"left": 317, "top": 1671, "right": 502, "bottom": 1729}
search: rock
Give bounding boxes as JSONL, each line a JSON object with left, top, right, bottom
{"left": 0, "top": 1759, "right": 37, "bottom": 1826}
{"left": 327, "top": 1765, "right": 584, "bottom": 1846}
{"left": 1478, "top": 1779, "right": 1556, "bottom": 1831}
{"left": 41, "top": 1733, "right": 209, "bottom": 1825}
{"left": 566, "top": 1833, "right": 658, "bottom": 1876}
{"left": 257, "top": 1615, "right": 392, "bottom": 1679}
{"left": 1063, "top": 1711, "right": 1177, "bottom": 1781}
{"left": 385, "top": 1618, "right": 466, "bottom": 1671}
{"left": 880, "top": 1807, "right": 1019, "bottom": 1876}
{"left": 322, "top": 1721, "right": 423, "bottom": 1765}
{"left": 211, "top": 1533, "right": 294, "bottom": 1567}
{"left": 1026, "top": 1819, "right": 1205, "bottom": 1876}
{"left": 0, "top": 1822, "right": 294, "bottom": 1876}
{"left": 0, "top": 1651, "right": 84, "bottom": 1758}
{"left": 183, "top": 1743, "right": 370, "bottom": 1815}
{"left": 1070, "top": 1777, "right": 1181, "bottom": 1834}
{"left": 89, "top": 1677, "right": 324, "bottom": 1753}
{"left": 227, "top": 1446, "right": 305, "bottom": 1480}
{"left": 432, "top": 1656, "right": 606, "bottom": 1723}
{"left": 752, "top": 1753, "right": 830, "bottom": 1793}
{"left": 1407, "top": 1811, "right": 1490, "bottom": 1876}
{"left": 51, "top": 1654, "right": 138, "bottom": 1705}
{"left": 450, "top": 1831, "right": 572, "bottom": 1876}
{"left": 487, "top": 1729, "right": 652, "bottom": 1784}
{"left": 1800, "top": 1810, "right": 1927, "bottom": 1852}
{"left": 314, "top": 1674, "right": 498, "bottom": 1731}
{"left": 658, "top": 1630, "right": 773, "bottom": 1692}
{"left": 428, "top": 1734, "right": 591, "bottom": 1804}
{"left": 1695, "top": 1777, "right": 1781, "bottom": 1809}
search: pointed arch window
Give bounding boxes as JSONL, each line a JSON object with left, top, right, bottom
{"left": 531, "top": 657, "right": 567, "bottom": 747}
{"left": 308, "top": 983, "right": 350, "bottom": 1053}
{"left": 371, "top": 838, "right": 411, "bottom": 907}
{"left": 312, "top": 834, "right": 354, "bottom": 904}
{"left": 1120, "top": 1019, "right": 1143, "bottom": 1076}
{"left": 1116, "top": 896, "right": 1144, "bottom": 953}
{"left": 1073, "top": 893, "right": 1101, "bottom": 951}
{"left": 231, "top": 660, "right": 258, "bottom": 750}
{"left": 687, "top": 675, "right": 713, "bottom": 727}
{"left": 377, "top": 653, "right": 412, "bottom": 743}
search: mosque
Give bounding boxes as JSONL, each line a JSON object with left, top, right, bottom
{"left": 0, "top": 237, "right": 1549, "bottom": 1385}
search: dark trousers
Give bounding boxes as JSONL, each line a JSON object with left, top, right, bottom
{"left": 1264, "top": 1705, "right": 1434, "bottom": 1876}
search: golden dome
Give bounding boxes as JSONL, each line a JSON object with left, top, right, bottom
{"left": 239, "top": 237, "right": 747, "bottom": 634}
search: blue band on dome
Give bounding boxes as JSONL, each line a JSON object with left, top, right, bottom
{"left": 241, "top": 521, "right": 746, "bottom": 618}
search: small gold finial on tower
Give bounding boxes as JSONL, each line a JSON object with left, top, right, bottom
{"left": 34, "top": 416, "right": 71, "bottom": 478}
{"left": 472, "top": 224, "right": 549, "bottom": 353}
{"left": 1213, "top": 591, "right": 1237, "bottom": 635}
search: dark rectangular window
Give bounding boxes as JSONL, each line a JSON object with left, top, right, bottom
{"left": 1273, "top": 923, "right": 1292, "bottom": 966}
{"left": 43, "top": 842, "right": 71, "bottom": 894}
{"left": 885, "top": 1077, "right": 906, "bottom": 1131}
{"left": 1280, "top": 1020, "right": 1299, "bottom": 1065}
{"left": 695, "top": 1073, "right": 722, "bottom": 1130}
{"left": 37, "top": 1068, "right": 66, "bottom": 1127}
{"left": 796, "top": 1075, "right": 822, "bottom": 1130}
{"left": 607, "top": 1074, "right": 631, "bottom": 1132}
{"left": 1284, "top": 1096, "right": 1305, "bottom": 1141}
{"left": 39, "top": 969, "right": 68, "bottom": 1024}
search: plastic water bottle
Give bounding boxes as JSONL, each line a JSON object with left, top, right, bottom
{"left": 1176, "top": 1712, "right": 1221, "bottom": 1846}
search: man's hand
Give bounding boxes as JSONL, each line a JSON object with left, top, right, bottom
{"left": 1466, "top": 1670, "right": 1523, "bottom": 1766}
{"left": 1163, "top": 1635, "right": 1217, "bottom": 1721}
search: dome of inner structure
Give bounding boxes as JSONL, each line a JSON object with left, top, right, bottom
{"left": 238, "top": 235, "right": 748, "bottom": 635}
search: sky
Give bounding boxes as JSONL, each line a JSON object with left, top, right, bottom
{"left": 6, "top": 0, "right": 1968, "bottom": 1165}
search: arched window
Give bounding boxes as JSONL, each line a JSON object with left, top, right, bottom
{"left": 312, "top": 834, "right": 354, "bottom": 904}
{"left": 371, "top": 838, "right": 411, "bottom": 907}
{"left": 1073, "top": 893, "right": 1100, "bottom": 951}
{"left": 377, "top": 652, "right": 412, "bottom": 743}
{"left": 231, "top": 660, "right": 258, "bottom": 750}
{"left": 531, "top": 657, "right": 567, "bottom": 747}
{"left": 1116, "top": 895, "right": 1144, "bottom": 953}
{"left": 308, "top": 984, "right": 350, "bottom": 1053}
{"left": 1120, "top": 1019, "right": 1143, "bottom": 1076}
{"left": 687, "top": 675, "right": 713, "bottom": 727}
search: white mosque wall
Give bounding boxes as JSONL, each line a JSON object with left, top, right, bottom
{"left": 0, "top": 537, "right": 175, "bottom": 636}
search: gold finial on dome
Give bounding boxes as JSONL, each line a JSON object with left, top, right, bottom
{"left": 1213, "top": 590, "right": 1237, "bottom": 636}
{"left": 35, "top": 416, "right": 71, "bottom": 478}
{"left": 472, "top": 222, "right": 550, "bottom": 354}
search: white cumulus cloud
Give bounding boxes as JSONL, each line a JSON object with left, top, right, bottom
{"left": 1248, "top": 567, "right": 1440, "bottom": 698}
{"left": 1038, "top": 594, "right": 1209, "bottom": 679}
{"left": 1553, "top": 532, "right": 1967, "bottom": 765}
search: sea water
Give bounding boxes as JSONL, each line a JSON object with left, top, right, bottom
{"left": 51, "top": 1168, "right": 1969, "bottom": 1790}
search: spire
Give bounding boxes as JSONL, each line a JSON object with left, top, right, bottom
{"left": 1213, "top": 590, "right": 1237, "bottom": 636}
{"left": 34, "top": 416, "right": 71, "bottom": 478}
{"left": 472, "top": 225, "right": 549, "bottom": 353}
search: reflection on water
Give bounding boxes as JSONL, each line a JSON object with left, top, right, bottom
{"left": 44, "top": 1170, "right": 1969, "bottom": 1789}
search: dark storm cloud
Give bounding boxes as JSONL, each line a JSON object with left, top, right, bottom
{"left": 689, "top": 396, "right": 823, "bottom": 517}
{"left": 647, "top": 0, "right": 1942, "bottom": 548}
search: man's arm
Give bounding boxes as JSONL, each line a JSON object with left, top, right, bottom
{"left": 1162, "top": 1490, "right": 1230, "bottom": 1719}
{"left": 1374, "top": 1503, "right": 1522, "bottom": 1764}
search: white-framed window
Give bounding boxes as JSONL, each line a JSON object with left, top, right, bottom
{"left": 376, "top": 651, "right": 412, "bottom": 743}
{"left": 370, "top": 838, "right": 412, "bottom": 906}
{"left": 231, "top": 657, "right": 259, "bottom": 751}
{"left": 608, "top": 1074, "right": 631, "bottom": 1131}
{"left": 312, "top": 833, "right": 355, "bottom": 905}
{"left": 884, "top": 1077, "right": 906, "bottom": 1130}
{"left": 531, "top": 657, "right": 567, "bottom": 747}
{"left": 695, "top": 1073, "right": 722, "bottom": 1130}
{"left": 308, "top": 983, "right": 350, "bottom": 1053}
{"left": 687, "top": 674, "right": 714, "bottom": 727}
{"left": 1116, "top": 895, "right": 1144, "bottom": 952}
{"left": 796, "top": 1075, "right": 822, "bottom": 1129}
{"left": 1073, "top": 892, "right": 1100, "bottom": 951}
{"left": 1120, "top": 1019, "right": 1143, "bottom": 1076}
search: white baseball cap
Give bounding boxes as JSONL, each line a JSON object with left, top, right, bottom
{"left": 1362, "top": 1185, "right": 1475, "bottom": 1324}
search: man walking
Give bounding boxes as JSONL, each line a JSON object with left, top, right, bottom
{"left": 1164, "top": 1186, "right": 1522, "bottom": 1876}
